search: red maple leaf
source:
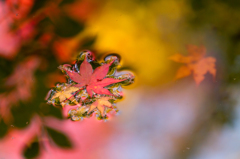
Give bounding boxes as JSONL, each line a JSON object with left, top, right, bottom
{"left": 63, "top": 57, "right": 126, "bottom": 96}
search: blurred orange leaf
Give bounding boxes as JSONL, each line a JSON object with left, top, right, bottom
{"left": 170, "top": 45, "right": 216, "bottom": 85}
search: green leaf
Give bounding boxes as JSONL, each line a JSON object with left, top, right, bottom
{"left": 46, "top": 127, "right": 72, "bottom": 148}
{"left": 54, "top": 16, "right": 84, "bottom": 38}
{"left": 23, "top": 138, "right": 40, "bottom": 159}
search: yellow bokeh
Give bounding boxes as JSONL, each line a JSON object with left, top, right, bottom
{"left": 84, "top": 0, "right": 190, "bottom": 86}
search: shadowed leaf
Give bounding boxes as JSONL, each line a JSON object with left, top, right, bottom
{"left": 11, "top": 103, "right": 32, "bottom": 128}
{"left": 81, "top": 36, "right": 97, "bottom": 48}
{"left": 59, "top": 0, "right": 76, "bottom": 6}
{"left": 54, "top": 16, "right": 84, "bottom": 38}
{"left": 46, "top": 127, "right": 72, "bottom": 148}
{"left": 23, "top": 138, "right": 40, "bottom": 158}
{"left": 40, "top": 104, "right": 63, "bottom": 119}
{"left": 0, "top": 120, "right": 8, "bottom": 138}
{"left": 30, "top": 0, "right": 48, "bottom": 14}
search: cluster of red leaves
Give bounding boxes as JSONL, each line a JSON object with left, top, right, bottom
{"left": 0, "top": 0, "right": 125, "bottom": 158}
{"left": 170, "top": 45, "right": 216, "bottom": 85}
{"left": 0, "top": 0, "right": 38, "bottom": 59}
{"left": 47, "top": 51, "right": 134, "bottom": 120}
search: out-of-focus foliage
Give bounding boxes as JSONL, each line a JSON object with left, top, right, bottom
{"left": 170, "top": 45, "right": 216, "bottom": 85}
{"left": 46, "top": 51, "right": 134, "bottom": 120}
{"left": 46, "top": 127, "right": 72, "bottom": 148}
{"left": 0, "top": 0, "right": 101, "bottom": 155}
{"left": 23, "top": 138, "right": 40, "bottom": 158}
{"left": 1, "top": 0, "right": 240, "bottom": 158}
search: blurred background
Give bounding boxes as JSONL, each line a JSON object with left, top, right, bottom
{"left": 1, "top": 0, "right": 240, "bottom": 158}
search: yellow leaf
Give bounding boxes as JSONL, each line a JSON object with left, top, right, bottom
{"left": 51, "top": 86, "right": 79, "bottom": 105}
{"left": 88, "top": 97, "right": 112, "bottom": 116}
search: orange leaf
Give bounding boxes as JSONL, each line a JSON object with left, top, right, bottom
{"left": 170, "top": 45, "right": 216, "bottom": 85}
{"left": 169, "top": 53, "right": 193, "bottom": 63}
{"left": 88, "top": 97, "right": 112, "bottom": 116}
{"left": 175, "top": 66, "right": 191, "bottom": 79}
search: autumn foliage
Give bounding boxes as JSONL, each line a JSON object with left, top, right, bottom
{"left": 170, "top": 45, "right": 216, "bottom": 85}
{"left": 46, "top": 51, "right": 134, "bottom": 120}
